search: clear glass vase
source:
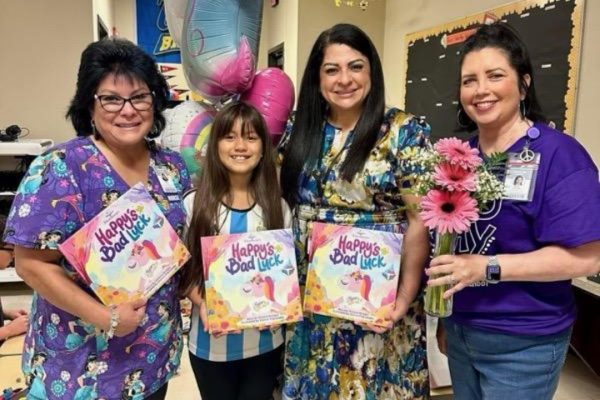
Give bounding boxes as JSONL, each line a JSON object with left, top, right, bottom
{"left": 424, "top": 232, "right": 456, "bottom": 317}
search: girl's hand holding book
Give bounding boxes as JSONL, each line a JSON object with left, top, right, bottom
{"left": 193, "top": 296, "right": 242, "bottom": 336}
{"left": 259, "top": 324, "right": 281, "bottom": 334}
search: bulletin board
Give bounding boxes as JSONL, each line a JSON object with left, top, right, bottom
{"left": 403, "top": 0, "right": 584, "bottom": 141}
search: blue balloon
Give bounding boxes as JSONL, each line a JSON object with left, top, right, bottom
{"left": 181, "top": 0, "right": 263, "bottom": 103}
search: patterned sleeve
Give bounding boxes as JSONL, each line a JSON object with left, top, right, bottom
{"left": 388, "top": 108, "right": 431, "bottom": 150}
{"left": 169, "top": 149, "right": 193, "bottom": 193}
{"left": 3, "top": 146, "right": 85, "bottom": 249}
{"left": 386, "top": 108, "right": 432, "bottom": 182}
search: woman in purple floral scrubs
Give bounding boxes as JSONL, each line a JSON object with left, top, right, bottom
{"left": 2, "top": 38, "right": 190, "bottom": 399}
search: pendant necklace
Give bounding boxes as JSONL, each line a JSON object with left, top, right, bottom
{"left": 519, "top": 125, "right": 540, "bottom": 163}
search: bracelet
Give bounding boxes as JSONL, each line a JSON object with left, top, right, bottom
{"left": 104, "top": 305, "right": 120, "bottom": 340}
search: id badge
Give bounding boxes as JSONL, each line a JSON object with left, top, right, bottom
{"left": 153, "top": 164, "right": 180, "bottom": 195}
{"left": 502, "top": 152, "right": 540, "bottom": 201}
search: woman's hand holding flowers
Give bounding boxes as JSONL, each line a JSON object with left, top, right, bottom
{"left": 426, "top": 254, "right": 488, "bottom": 298}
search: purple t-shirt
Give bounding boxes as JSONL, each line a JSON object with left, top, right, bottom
{"left": 452, "top": 123, "right": 600, "bottom": 336}
{"left": 3, "top": 136, "right": 191, "bottom": 399}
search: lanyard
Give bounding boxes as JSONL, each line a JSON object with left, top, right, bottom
{"left": 518, "top": 125, "right": 540, "bottom": 163}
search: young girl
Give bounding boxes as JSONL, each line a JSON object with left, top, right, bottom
{"left": 180, "top": 102, "right": 291, "bottom": 400}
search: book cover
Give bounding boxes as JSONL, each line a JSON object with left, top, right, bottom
{"left": 201, "top": 229, "right": 302, "bottom": 332}
{"left": 304, "top": 222, "right": 403, "bottom": 328}
{"left": 59, "top": 183, "right": 190, "bottom": 305}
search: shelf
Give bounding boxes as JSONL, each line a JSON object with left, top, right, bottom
{"left": 0, "top": 139, "right": 54, "bottom": 156}
{"left": 0, "top": 268, "right": 23, "bottom": 283}
{"left": 572, "top": 277, "right": 600, "bottom": 297}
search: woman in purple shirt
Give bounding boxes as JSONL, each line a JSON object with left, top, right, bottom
{"left": 426, "top": 22, "right": 600, "bottom": 400}
{"left": 3, "top": 39, "right": 190, "bottom": 399}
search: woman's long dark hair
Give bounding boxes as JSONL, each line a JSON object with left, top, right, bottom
{"left": 280, "top": 23, "right": 385, "bottom": 207}
{"left": 179, "top": 102, "right": 284, "bottom": 296}
{"left": 456, "top": 22, "right": 547, "bottom": 131}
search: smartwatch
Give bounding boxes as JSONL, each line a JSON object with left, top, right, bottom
{"left": 485, "top": 255, "right": 501, "bottom": 283}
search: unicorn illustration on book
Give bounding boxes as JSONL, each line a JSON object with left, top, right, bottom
{"left": 128, "top": 240, "right": 162, "bottom": 270}
{"left": 333, "top": 269, "right": 377, "bottom": 313}
{"left": 240, "top": 273, "right": 283, "bottom": 317}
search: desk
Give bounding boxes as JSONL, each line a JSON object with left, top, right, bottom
{"left": 0, "top": 139, "right": 54, "bottom": 156}
{"left": 0, "top": 334, "right": 25, "bottom": 392}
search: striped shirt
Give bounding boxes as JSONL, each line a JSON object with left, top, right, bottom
{"left": 183, "top": 191, "right": 292, "bottom": 361}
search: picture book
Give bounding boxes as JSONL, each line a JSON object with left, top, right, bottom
{"left": 201, "top": 229, "right": 302, "bottom": 332}
{"left": 59, "top": 183, "right": 190, "bottom": 305}
{"left": 304, "top": 222, "right": 403, "bottom": 328}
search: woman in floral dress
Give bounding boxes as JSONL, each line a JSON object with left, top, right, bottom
{"left": 279, "top": 24, "right": 431, "bottom": 399}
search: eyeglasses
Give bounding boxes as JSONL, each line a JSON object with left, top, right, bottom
{"left": 94, "top": 92, "right": 154, "bottom": 112}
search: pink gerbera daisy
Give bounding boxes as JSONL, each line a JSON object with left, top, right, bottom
{"left": 434, "top": 138, "right": 482, "bottom": 170}
{"left": 420, "top": 190, "right": 479, "bottom": 234}
{"left": 433, "top": 162, "right": 477, "bottom": 192}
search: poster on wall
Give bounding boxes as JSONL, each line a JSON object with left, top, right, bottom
{"left": 403, "top": 0, "right": 584, "bottom": 141}
{"left": 136, "top": 0, "right": 201, "bottom": 101}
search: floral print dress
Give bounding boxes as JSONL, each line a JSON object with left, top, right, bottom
{"left": 3, "top": 136, "right": 191, "bottom": 399}
{"left": 280, "top": 109, "right": 431, "bottom": 399}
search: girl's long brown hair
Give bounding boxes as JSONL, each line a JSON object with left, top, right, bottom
{"left": 179, "top": 102, "right": 285, "bottom": 296}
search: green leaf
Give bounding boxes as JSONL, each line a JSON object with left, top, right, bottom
{"left": 484, "top": 152, "right": 507, "bottom": 170}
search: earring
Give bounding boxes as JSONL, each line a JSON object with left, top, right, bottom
{"left": 519, "top": 100, "right": 527, "bottom": 119}
{"left": 148, "top": 122, "right": 159, "bottom": 138}
{"left": 456, "top": 108, "right": 470, "bottom": 129}
{"left": 91, "top": 119, "right": 100, "bottom": 139}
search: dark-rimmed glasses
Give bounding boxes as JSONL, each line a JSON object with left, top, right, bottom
{"left": 94, "top": 92, "right": 154, "bottom": 112}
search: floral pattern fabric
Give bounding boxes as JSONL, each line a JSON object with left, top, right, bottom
{"left": 3, "top": 136, "right": 190, "bottom": 399}
{"left": 280, "top": 109, "right": 432, "bottom": 399}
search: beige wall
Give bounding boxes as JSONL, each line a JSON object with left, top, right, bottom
{"left": 2, "top": 1, "right": 597, "bottom": 163}
{"left": 259, "top": 0, "right": 299, "bottom": 94}
{"left": 0, "top": 0, "right": 94, "bottom": 144}
{"left": 93, "top": 0, "right": 115, "bottom": 41}
{"left": 383, "top": 0, "right": 600, "bottom": 163}
{"left": 114, "top": 0, "right": 136, "bottom": 41}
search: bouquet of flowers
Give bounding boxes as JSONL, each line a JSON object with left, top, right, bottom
{"left": 400, "top": 138, "right": 505, "bottom": 317}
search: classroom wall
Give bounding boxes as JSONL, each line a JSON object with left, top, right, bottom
{"left": 258, "top": 0, "right": 300, "bottom": 95}
{"left": 113, "top": 0, "right": 136, "bottom": 41}
{"left": 0, "top": 0, "right": 94, "bottom": 144}
{"left": 1, "top": 0, "right": 597, "bottom": 165}
{"left": 383, "top": 0, "right": 600, "bottom": 163}
{"left": 93, "top": 0, "right": 115, "bottom": 40}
